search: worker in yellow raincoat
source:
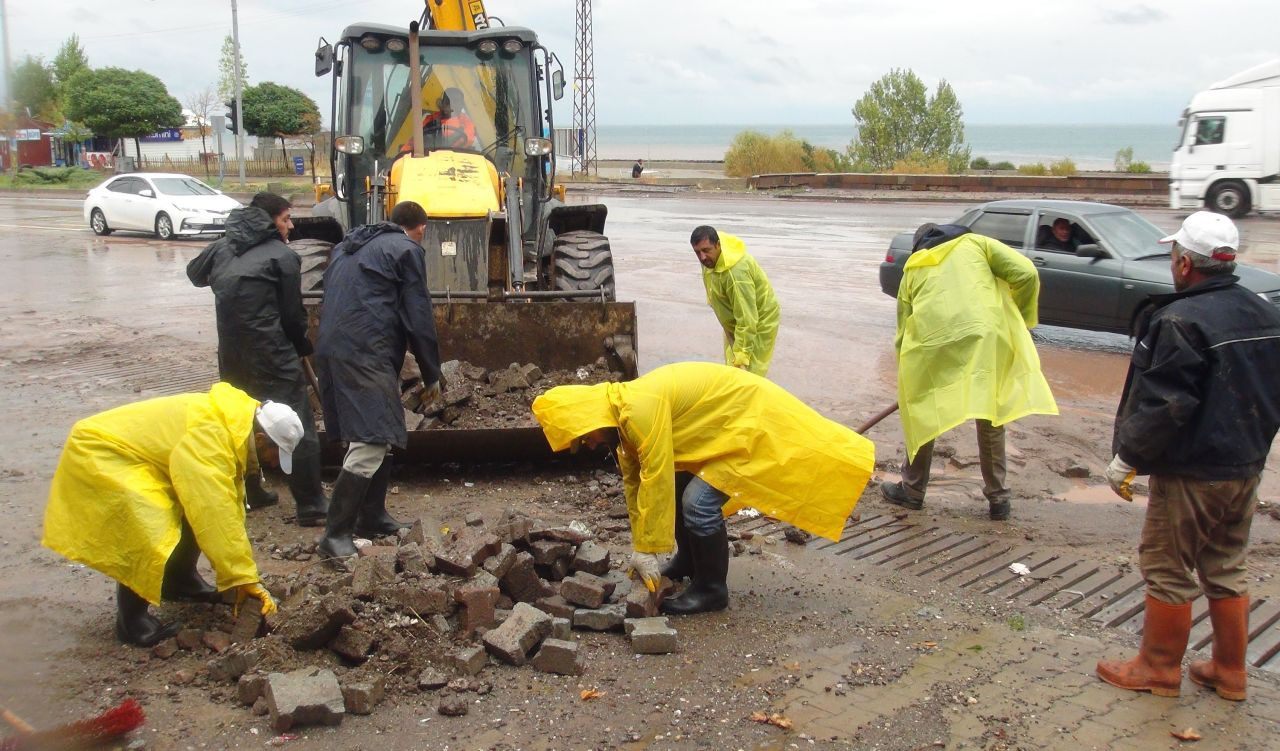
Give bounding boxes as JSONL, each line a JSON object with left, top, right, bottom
{"left": 532, "top": 362, "right": 874, "bottom": 615}
{"left": 691, "top": 226, "right": 781, "bottom": 377}
{"left": 42, "top": 383, "right": 294, "bottom": 647}
{"left": 882, "top": 224, "right": 1057, "bottom": 521}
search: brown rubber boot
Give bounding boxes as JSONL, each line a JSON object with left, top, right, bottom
{"left": 1096, "top": 594, "right": 1191, "bottom": 697}
{"left": 1189, "top": 595, "right": 1249, "bottom": 701}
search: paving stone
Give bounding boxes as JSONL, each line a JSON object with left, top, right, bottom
{"left": 406, "top": 519, "right": 445, "bottom": 564}
{"left": 453, "top": 579, "right": 500, "bottom": 635}
{"left": 601, "top": 571, "right": 632, "bottom": 603}
{"left": 532, "top": 638, "right": 583, "bottom": 675}
{"left": 493, "top": 514, "right": 532, "bottom": 545}
{"left": 327, "top": 625, "right": 375, "bottom": 663}
{"left": 265, "top": 667, "right": 345, "bottom": 732}
{"left": 519, "top": 363, "right": 543, "bottom": 382}
{"left": 534, "top": 595, "right": 577, "bottom": 620}
{"left": 500, "top": 552, "right": 551, "bottom": 603}
{"left": 351, "top": 555, "right": 395, "bottom": 599}
{"left": 435, "top": 528, "right": 502, "bottom": 576}
{"left": 573, "top": 603, "right": 626, "bottom": 632}
{"left": 551, "top": 617, "right": 572, "bottom": 640}
{"left": 237, "top": 672, "right": 268, "bottom": 706}
{"left": 571, "top": 540, "right": 611, "bottom": 576}
{"left": 202, "top": 630, "right": 232, "bottom": 653}
{"left": 390, "top": 582, "right": 452, "bottom": 615}
{"left": 465, "top": 512, "right": 485, "bottom": 527}
{"left": 626, "top": 617, "right": 678, "bottom": 654}
{"left": 358, "top": 544, "right": 398, "bottom": 563}
{"left": 276, "top": 594, "right": 357, "bottom": 650}
{"left": 438, "top": 695, "right": 469, "bottom": 716}
{"left": 530, "top": 540, "right": 573, "bottom": 566}
{"left": 560, "top": 573, "right": 607, "bottom": 609}
{"left": 624, "top": 577, "right": 675, "bottom": 618}
{"left": 229, "top": 607, "right": 264, "bottom": 644}
{"left": 151, "top": 638, "right": 178, "bottom": 660}
{"left": 481, "top": 543, "right": 517, "bottom": 579}
{"left": 207, "top": 644, "right": 260, "bottom": 681}
{"left": 529, "top": 524, "right": 592, "bottom": 544}
{"left": 340, "top": 673, "right": 385, "bottom": 715}
{"left": 396, "top": 542, "right": 430, "bottom": 575}
{"left": 545, "top": 558, "right": 570, "bottom": 581}
{"left": 418, "top": 668, "right": 448, "bottom": 690}
{"left": 448, "top": 645, "right": 488, "bottom": 676}
{"left": 481, "top": 602, "right": 552, "bottom": 665}
{"left": 175, "top": 628, "right": 204, "bottom": 651}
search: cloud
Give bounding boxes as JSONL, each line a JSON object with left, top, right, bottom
{"left": 1101, "top": 4, "right": 1168, "bottom": 25}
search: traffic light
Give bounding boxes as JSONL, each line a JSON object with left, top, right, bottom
{"left": 224, "top": 100, "right": 239, "bottom": 134}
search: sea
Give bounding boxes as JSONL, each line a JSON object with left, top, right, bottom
{"left": 596, "top": 123, "right": 1180, "bottom": 171}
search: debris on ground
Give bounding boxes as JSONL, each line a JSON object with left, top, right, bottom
{"left": 749, "top": 711, "right": 794, "bottom": 730}
{"left": 1171, "top": 727, "right": 1203, "bottom": 742}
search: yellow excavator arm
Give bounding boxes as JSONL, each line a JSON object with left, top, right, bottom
{"left": 425, "top": 0, "right": 489, "bottom": 30}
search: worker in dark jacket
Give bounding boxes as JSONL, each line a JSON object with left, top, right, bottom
{"left": 1097, "top": 211, "right": 1280, "bottom": 703}
{"left": 186, "top": 192, "right": 328, "bottom": 526}
{"left": 314, "top": 201, "right": 442, "bottom": 558}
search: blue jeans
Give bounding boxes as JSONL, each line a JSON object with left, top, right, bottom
{"left": 678, "top": 472, "right": 729, "bottom": 536}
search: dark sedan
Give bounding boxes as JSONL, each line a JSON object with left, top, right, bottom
{"left": 878, "top": 200, "right": 1280, "bottom": 335}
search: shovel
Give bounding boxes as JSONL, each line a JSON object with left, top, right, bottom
{"left": 854, "top": 401, "right": 898, "bottom": 435}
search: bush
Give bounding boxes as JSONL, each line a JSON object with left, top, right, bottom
{"left": 1127, "top": 161, "right": 1152, "bottom": 174}
{"left": 723, "top": 129, "right": 809, "bottom": 177}
{"left": 1017, "top": 162, "right": 1048, "bottom": 176}
{"left": 970, "top": 156, "right": 990, "bottom": 170}
{"left": 989, "top": 160, "right": 1015, "bottom": 171}
{"left": 1115, "top": 146, "right": 1135, "bottom": 172}
{"left": 888, "top": 151, "right": 951, "bottom": 174}
{"left": 1049, "top": 158, "right": 1077, "bottom": 176}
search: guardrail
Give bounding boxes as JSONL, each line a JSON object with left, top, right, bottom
{"left": 750, "top": 172, "right": 1168, "bottom": 195}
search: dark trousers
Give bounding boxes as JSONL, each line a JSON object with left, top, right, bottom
{"left": 901, "top": 420, "right": 1009, "bottom": 502}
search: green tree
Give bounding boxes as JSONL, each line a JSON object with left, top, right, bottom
{"left": 217, "top": 35, "right": 249, "bottom": 102}
{"left": 12, "top": 55, "right": 57, "bottom": 119}
{"left": 52, "top": 35, "right": 90, "bottom": 88}
{"left": 65, "top": 67, "right": 184, "bottom": 162}
{"left": 848, "top": 68, "right": 970, "bottom": 173}
{"left": 241, "top": 82, "right": 321, "bottom": 169}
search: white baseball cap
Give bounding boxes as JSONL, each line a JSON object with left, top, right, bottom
{"left": 1159, "top": 211, "right": 1239, "bottom": 261}
{"left": 255, "top": 401, "right": 303, "bottom": 474}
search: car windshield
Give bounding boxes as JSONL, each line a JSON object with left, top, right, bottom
{"left": 1086, "top": 210, "right": 1167, "bottom": 258}
{"left": 151, "top": 178, "right": 218, "bottom": 196}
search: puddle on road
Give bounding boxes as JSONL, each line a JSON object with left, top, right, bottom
{"left": 1057, "top": 478, "right": 1148, "bottom": 507}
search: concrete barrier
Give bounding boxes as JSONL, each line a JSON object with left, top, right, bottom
{"left": 750, "top": 172, "right": 1168, "bottom": 195}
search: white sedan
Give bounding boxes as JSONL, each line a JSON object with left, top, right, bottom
{"left": 84, "top": 173, "right": 241, "bottom": 240}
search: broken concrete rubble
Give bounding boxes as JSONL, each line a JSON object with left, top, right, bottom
{"left": 265, "top": 667, "right": 345, "bottom": 732}
{"left": 532, "top": 638, "right": 583, "bottom": 675}
{"left": 481, "top": 602, "right": 552, "bottom": 666}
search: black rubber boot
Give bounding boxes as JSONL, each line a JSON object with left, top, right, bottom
{"left": 160, "top": 520, "right": 218, "bottom": 603}
{"left": 288, "top": 450, "right": 329, "bottom": 528}
{"left": 317, "top": 470, "right": 370, "bottom": 559}
{"left": 115, "top": 583, "right": 179, "bottom": 647}
{"left": 355, "top": 461, "right": 410, "bottom": 538}
{"left": 661, "top": 502, "right": 693, "bottom": 581}
{"left": 881, "top": 481, "right": 924, "bottom": 511}
{"left": 661, "top": 526, "right": 729, "bottom": 616}
{"left": 244, "top": 470, "right": 279, "bottom": 510}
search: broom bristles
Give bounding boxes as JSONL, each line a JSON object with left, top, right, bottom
{"left": 2, "top": 698, "right": 145, "bottom": 750}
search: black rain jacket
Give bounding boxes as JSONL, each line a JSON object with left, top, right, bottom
{"left": 314, "top": 222, "right": 441, "bottom": 448}
{"left": 1113, "top": 274, "right": 1280, "bottom": 479}
{"left": 186, "top": 207, "right": 312, "bottom": 394}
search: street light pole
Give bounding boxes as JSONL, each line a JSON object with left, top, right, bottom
{"left": 230, "top": 0, "right": 246, "bottom": 188}
{"left": 1, "top": 0, "right": 17, "bottom": 175}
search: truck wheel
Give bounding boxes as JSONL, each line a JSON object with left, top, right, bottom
{"left": 293, "top": 238, "right": 334, "bottom": 293}
{"left": 1208, "top": 181, "right": 1251, "bottom": 218}
{"left": 552, "top": 230, "right": 616, "bottom": 301}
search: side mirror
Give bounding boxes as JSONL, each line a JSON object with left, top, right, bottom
{"left": 551, "top": 70, "right": 565, "bottom": 101}
{"left": 315, "top": 39, "right": 334, "bottom": 77}
{"left": 139, "top": 189, "right": 154, "bottom": 198}
{"left": 1075, "top": 243, "right": 1105, "bottom": 258}
{"left": 335, "top": 136, "right": 365, "bottom": 155}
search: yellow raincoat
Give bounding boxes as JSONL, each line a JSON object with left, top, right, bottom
{"left": 531, "top": 362, "right": 874, "bottom": 552}
{"left": 42, "top": 383, "right": 263, "bottom": 604}
{"left": 896, "top": 233, "right": 1058, "bottom": 460}
{"left": 702, "top": 233, "right": 780, "bottom": 376}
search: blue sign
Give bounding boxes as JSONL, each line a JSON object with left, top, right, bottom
{"left": 141, "top": 129, "right": 183, "bottom": 143}
{"left": 293, "top": 156, "right": 305, "bottom": 175}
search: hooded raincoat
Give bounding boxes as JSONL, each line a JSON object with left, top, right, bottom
{"left": 42, "top": 383, "right": 262, "bottom": 605}
{"left": 702, "top": 233, "right": 780, "bottom": 376}
{"left": 314, "top": 222, "right": 441, "bottom": 448}
{"left": 186, "top": 207, "right": 312, "bottom": 394}
{"left": 531, "top": 362, "right": 874, "bottom": 552}
{"left": 896, "top": 230, "right": 1057, "bottom": 460}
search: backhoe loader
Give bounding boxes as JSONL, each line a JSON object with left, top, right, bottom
{"left": 293, "top": 1, "right": 636, "bottom": 462}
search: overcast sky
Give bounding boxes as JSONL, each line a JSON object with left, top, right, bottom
{"left": 5, "top": 0, "right": 1278, "bottom": 127}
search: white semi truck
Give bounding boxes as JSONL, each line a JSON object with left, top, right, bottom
{"left": 1170, "top": 59, "right": 1280, "bottom": 217}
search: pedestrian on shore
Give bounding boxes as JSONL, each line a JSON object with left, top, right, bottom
{"left": 186, "top": 192, "right": 328, "bottom": 527}
{"left": 689, "top": 225, "right": 781, "bottom": 377}
{"left": 42, "top": 384, "right": 289, "bottom": 646}
{"left": 1097, "top": 211, "right": 1280, "bottom": 702}
{"left": 313, "top": 201, "right": 442, "bottom": 559}
{"left": 881, "top": 223, "right": 1057, "bottom": 520}
{"left": 631, "top": 158, "right": 645, "bottom": 178}
{"left": 531, "top": 362, "right": 874, "bottom": 615}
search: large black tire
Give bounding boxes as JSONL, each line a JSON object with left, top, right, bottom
{"left": 552, "top": 230, "right": 616, "bottom": 301}
{"left": 1207, "top": 181, "right": 1251, "bottom": 218}
{"left": 293, "top": 238, "right": 334, "bottom": 293}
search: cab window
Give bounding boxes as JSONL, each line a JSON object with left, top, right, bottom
{"left": 1194, "top": 117, "right": 1225, "bottom": 146}
{"left": 969, "top": 212, "right": 1029, "bottom": 248}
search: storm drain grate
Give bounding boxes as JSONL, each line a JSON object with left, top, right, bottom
{"left": 55, "top": 352, "right": 219, "bottom": 396}
{"left": 730, "top": 512, "right": 1280, "bottom": 673}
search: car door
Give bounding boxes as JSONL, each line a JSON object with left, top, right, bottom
{"left": 1028, "top": 211, "right": 1123, "bottom": 330}
{"left": 1179, "top": 114, "right": 1231, "bottom": 188}
{"left": 125, "top": 177, "right": 160, "bottom": 230}
{"left": 101, "top": 177, "right": 140, "bottom": 229}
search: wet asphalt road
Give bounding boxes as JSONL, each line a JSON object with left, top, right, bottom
{"left": 2, "top": 192, "right": 1279, "bottom": 426}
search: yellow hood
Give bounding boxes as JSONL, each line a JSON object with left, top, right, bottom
{"left": 710, "top": 232, "right": 747, "bottom": 272}
{"left": 531, "top": 384, "right": 620, "bottom": 452}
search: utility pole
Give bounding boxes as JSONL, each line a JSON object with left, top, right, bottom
{"left": 571, "top": 0, "right": 597, "bottom": 176}
{"left": 230, "top": 0, "right": 246, "bottom": 188}
{"left": 0, "top": 0, "right": 16, "bottom": 175}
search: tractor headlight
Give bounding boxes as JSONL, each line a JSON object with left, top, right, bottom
{"left": 385, "top": 37, "right": 406, "bottom": 53}
{"left": 524, "top": 137, "right": 552, "bottom": 157}
{"left": 477, "top": 40, "right": 498, "bottom": 56}
{"left": 502, "top": 39, "right": 523, "bottom": 54}
{"left": 359, "top": 35, "right": 383, "bottom": 51}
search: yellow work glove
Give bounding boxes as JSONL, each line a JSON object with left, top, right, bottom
{"left": 423, "top": 379, "right": 442, "bottom": 404}
{"left": 234, "top": 582, "right": 278, "bottom": 618}
{"left": 1106, "top": 455, "right": 1137, "bottom": 502}
{"left": 629, "top": 551, "right": 662, "bottom": 593}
